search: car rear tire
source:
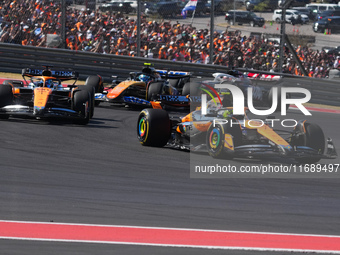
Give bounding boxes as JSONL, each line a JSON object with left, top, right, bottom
{"left": 147, "top": 82, "right": 163, "bottom": 101}
{"left": 72, "top": 90, "right": 90, "bottom": 125}
{"left": 182, "top": 82, "right": 201, "bottom": 96}
{"left": 85, "top": 75, "right": 103, "bottom": 106}
{"left": 85, "top": 75, "right": 103, "bottom": 93}
{"left": 137, "top": 108, "right": 171, "bottom": 147}
{"left": 0, "top": 85, "right": 13, "bottom": 119}
{"left": 182, "top": 82, "right": 201, "bottom": 109}
{"left": 276, "top": 18, "right": 281, "bottom": 23}
{"left": 293, "top": 123, "right": 325, "bottom": 164}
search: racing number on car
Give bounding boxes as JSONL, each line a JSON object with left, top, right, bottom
{"left": 34, "top": 88, "right": 52, "bottom": 108}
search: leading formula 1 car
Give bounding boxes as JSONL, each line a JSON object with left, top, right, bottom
{"left": 136, "top": 97, "right": 337, "bottom": 164}
{"left": 0, "top": 66, "right": 103, "bottom": 125}
{"left": 95, "top": 63, "right": 195, "bottom": 109}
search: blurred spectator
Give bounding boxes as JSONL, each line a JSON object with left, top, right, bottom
{"left": 0, "top": 0, "right": 339, "bottom": 78}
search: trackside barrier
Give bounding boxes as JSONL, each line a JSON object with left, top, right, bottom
{"left": 0, "top": 43, "right": 340, "bottom": 106}
{"left": 0, "top": 43, "right": 223, "bottom": 81}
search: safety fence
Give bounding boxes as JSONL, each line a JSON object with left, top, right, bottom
{"left": 0, "top": 43, "right": 238, "bottom": 80}
{"left": 0, "top": 43, "right": 339, "bottom": 106}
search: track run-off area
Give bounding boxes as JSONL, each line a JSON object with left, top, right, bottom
{"left": 1, "top": 220, "right": 340, "bottom": 253}
{"left": 1, "top": 75, "right": 340, "bottom": 255}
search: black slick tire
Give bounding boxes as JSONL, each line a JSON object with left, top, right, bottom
{"left": 137, "top": 108, "right": 171, "bottom": 147}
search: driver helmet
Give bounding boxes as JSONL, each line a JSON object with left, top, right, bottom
{"left": 45, "top": 79, "right": 54, "bottom": 88}
{"left": 138, "top": 74, "right": 150, "bottom": 83}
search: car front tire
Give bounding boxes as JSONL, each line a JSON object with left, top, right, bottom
{"left": 292, "top": 123, "right": 325, "bottom": 164}
{"left": 0, "top": 84, "right": 13, "bottom": 119}
{"left": 137, "top": 108, "right": 171, "bottom": 147}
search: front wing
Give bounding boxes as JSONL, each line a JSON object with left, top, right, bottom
{"left": 0, "top": 105, "right": 88, "bottom": 120}
{"left": 95, "top": 93, "right": 201, "bottom": 108}
{"left": 167, "top": 134, "right": 337, "bottom": 161}
{"left": 229, "top": 142, "right": 337, "bottom": 160}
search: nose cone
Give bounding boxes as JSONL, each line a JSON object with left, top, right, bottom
{"left": 33, "top": 87, "right": 52, "bottom": 115}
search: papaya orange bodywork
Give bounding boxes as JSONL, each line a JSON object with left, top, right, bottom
{"left": 151, "top": 101, "right": 162, "bottom": 109}
{"left": 180, "top": 112, "right": 289, "bottom": 146}
{"left": 107, "top": 81, "right": 145, "bottom": 99}
{"left": 181, "top": 113, "right": 191, "bottom": 123}
{"left": 224, "top": 134, "right": 234, "bottom": 150}
{"left": 181, "top": 113, "right": 211, "bottom": 132}
{"left": 244, "top": 120, "right": 289, "bottom": 146}
{"left": 193, "top": 121, "right": 211, "bottom": 132}
{"left": 34, "top": 87, "right": 52, "bottom": 108}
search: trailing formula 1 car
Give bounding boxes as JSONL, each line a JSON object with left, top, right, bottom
{"left": 136, "top": 100, "right": 337, "bottom": 164}
{"left": 0, "top": 66, "right": 103, "bottom": 125}
{"left": 95, "top": 63, "right": 195, "bottom": 109}
{"left": 203, "top": 71, "right": 290, "bottom": 112}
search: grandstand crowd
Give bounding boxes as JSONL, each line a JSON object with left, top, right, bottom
{"left": 0, "top": 0, "right": 339, "bottom": 78}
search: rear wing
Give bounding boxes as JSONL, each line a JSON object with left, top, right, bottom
{"left": 22, "top": 68, "right": 79, "bottom": 80}
{"left": 156, "top": 69, "right": 191, "bottom": 79}
{"left": 140, "top": 63, "right": 191, "bottom": 79}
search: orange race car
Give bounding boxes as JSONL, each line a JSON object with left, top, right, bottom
{"left": 0, "top": 66, "right": 103, "bottom": 125}
{"left": 137, "top": 98, "right": 337, "bottom": 164}
{"left": 94, "top": 63, "right": 196, "bottom": 109}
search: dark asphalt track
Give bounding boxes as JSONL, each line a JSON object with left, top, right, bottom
{"left": 1, "top": 104, "right": 340, "bottom": 254}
